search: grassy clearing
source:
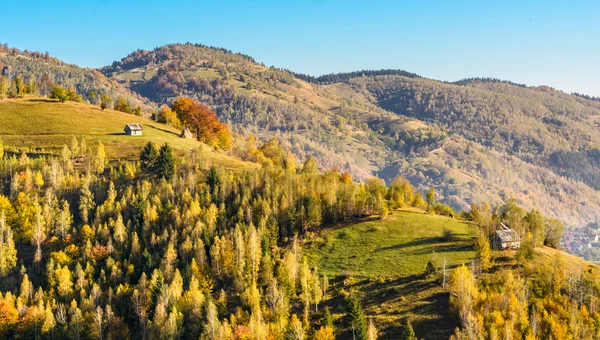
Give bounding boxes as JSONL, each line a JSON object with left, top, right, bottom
{"left": 0, "top": 98, "right": 258, "bottom": 171}
{"left": 305, "top": 208, "right": 475, "bottom": 277}
{"left": 304, "top": 209, "right": 476, "bottom": 338}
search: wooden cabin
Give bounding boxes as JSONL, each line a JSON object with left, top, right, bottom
{"left": 124, "top": 124, "right": 143, "bottom": 136}
{"left": 492, "top": 223, "right": 521, "bottom": 250}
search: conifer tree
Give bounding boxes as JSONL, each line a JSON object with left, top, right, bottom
{"left": 155, "top": 143, "right": 175, "bottom": 179}
{"left": 402, "top": 318, "right": 417, "bottom": 340}
{"left": 346, "top": 295, "right": 368, "bottom": 340}
{"left": 139, "top": 141, "right": 159, "bottom": 172}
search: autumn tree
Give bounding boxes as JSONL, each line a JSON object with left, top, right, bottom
{"left": 0, "top": 211, "right": 17, "bottom": 276}
{"left": 50, "top": 85, "right": 68, "bottom": 103}
{"left": 156, "top": 105, "right": 181, "bottom": 128}
{"left": 100, "top": 94, "right": 112, "bottom": 110}
{"left": 93, "top": 142, "right": 106, "bottom": 173}
{"left": 171, "top": 97, "right": 232, "bottom": 149}
{"left": 67, "top": 88, "right": 82, "bottom": 102}
{"left": 114, "top": 96, "right": 133, "bottom": 113}
{"left": 474, "top": 232, "right": 491, "bottom": 271}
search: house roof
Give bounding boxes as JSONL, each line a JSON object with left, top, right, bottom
{"left": 125, "top": 124, "right": 143, "bottom": 131}
{"left": 495, "top": 229, "right": 520, "bottom": 243}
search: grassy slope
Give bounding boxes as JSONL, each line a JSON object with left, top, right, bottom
{"left": 305, "top": 210, "right": 600, "bottom": 339}
{"left": 0, "top": 98, "right": 258, "bottom": 171}
{"left": 305, "top": 209, "right": 475, "bottom": 277}
{"left": 304, "top": 209, "right": 476, "bottom": 339}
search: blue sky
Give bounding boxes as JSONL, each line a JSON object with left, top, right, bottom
{"left": 2, "top": 0, "right": 599, "bottom": 95}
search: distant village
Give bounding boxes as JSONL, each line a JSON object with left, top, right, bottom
{"left": 562, "top": 225, "right": 600, "bottom": 262}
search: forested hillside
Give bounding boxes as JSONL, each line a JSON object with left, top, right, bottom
{"left": 0, "top": 98, "right": 593, "bottom": 339}
{"left": 2, "top": 42, "right": 599, "bottom": 227}
{"left": 0, "top": 51, "right": 598, "bottom": 337}
{"left": 0, "top": 44, "right": 155, "bottom": 113}
{"left": 97, "top": 43, "right": 600, "bottom": 227}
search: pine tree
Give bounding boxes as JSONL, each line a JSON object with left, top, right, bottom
{"left": 155, "top": 143, "right": 175, "bottom": 180}
{"left": 402, "top": 318, "right": 417, "bottom": 340}
{"left": 346, "top": 295, "right": 368, "bottom": 340}
{"left": 139, "top": 141, "right": 159, "bottom": 172}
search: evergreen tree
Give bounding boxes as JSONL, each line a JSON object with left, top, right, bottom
{"left": 346, "top": 295, "right": 367, "bottom": 340}
{"left": 139, "top": 141, "right": 159, "bottom": 172}
{"left": 402, "top": 318, "right": 417, "bottom": 340}
{"left": 155, "top": 143, "right": 175, "bottom": 179}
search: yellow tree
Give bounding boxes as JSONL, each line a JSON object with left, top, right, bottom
{"left": 0, "top": 211, "right": 17, "bottom": 276}
{"left": 93, "top": 142, "right": 106, "bottom": 173}
{"left": 474, "top": 233, "right": 491, "bottom": 271}
{"left": 449, "top": 265, "right": 478, "bottom": 324}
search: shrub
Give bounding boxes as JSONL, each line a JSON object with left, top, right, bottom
{"left": 441, "top": 228, "right": 455, "bottom": 242}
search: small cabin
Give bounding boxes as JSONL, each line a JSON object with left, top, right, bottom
{"left": 492, "top": 223, "right": 521, "bottom": 250}
{"left": 124, "top": 124, "right": 143, "bottom": 136}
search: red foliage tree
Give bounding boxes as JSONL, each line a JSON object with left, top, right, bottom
{"left": 171, "top": 97, "right": 231, "bottom": 149}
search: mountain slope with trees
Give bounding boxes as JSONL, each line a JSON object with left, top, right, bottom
{"left": 98, "top": 43, "right": 600, "bottom": 227}
{"left": 2, "top": 42, "right": 599, "bottom": 226}
{"left": 0, "top": 43, "right": 156, "bottom": 113}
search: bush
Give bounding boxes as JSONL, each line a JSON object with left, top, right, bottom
{"left": 49, "top": 85, "right": 68, "bottom": 103}
{"left": 441, "top": 228, "right": 455, "bottom": 242}
{"left": 434, "top": 203, "right": 455, "bottom": 217}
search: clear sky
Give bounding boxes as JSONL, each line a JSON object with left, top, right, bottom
{"left": 2, "top": 0, "right": 599, "bottom": 96}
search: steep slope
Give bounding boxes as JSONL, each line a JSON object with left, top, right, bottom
{"left": 304, "top": 209, "right": 600, "bottom": 338}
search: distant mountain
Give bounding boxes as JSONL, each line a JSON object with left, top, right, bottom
{"left": 97, "top": 43, "right": 600, "bottom": 227}
{"left": 100, "top": 43, "right": 398, "bottom": 179}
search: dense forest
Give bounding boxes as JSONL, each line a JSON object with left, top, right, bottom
{"left": 289, "top": 69, "right": 420, "bottom": 85}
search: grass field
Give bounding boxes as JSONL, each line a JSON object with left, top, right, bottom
{"left": 304, "top": 209, "right": 476, "bottom": 339}
{"left": 305, "top": 208, "right": 476, "bottom": 277}
{"left": 0, "top": 98, "right": 258, "bottom": 171}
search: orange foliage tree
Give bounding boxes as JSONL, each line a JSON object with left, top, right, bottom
{"left": 171, "top": 97, "right": 232, "bottom": 150}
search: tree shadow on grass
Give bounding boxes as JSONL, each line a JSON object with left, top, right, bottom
{"left": 346, "top": 274, "right": 458, "bottom": 339}
{"left": 145, "top": 124, "right": 181, "bottom": 137}
{"left": 377, "top": 237, "right": 474, "bottom": 255}
{"left": 25, "top": 98, "right": 57, "bottom": 103}
{"left": 376, "top": 237, "right": 442, "bottom": 251}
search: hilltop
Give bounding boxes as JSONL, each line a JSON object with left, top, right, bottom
{"left": 0, "top": 44, "right": 156, "bottom": 113}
